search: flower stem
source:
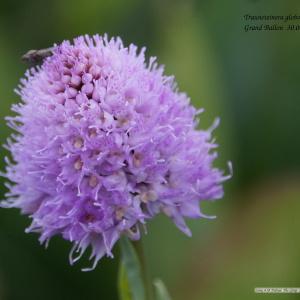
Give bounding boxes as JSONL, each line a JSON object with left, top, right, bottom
{"left": 132, "top": 238, "right": 153, "bottom": 300}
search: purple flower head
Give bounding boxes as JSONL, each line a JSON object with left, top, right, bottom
{"left": 2, "top": 35, "right": 231, "bottom": 271}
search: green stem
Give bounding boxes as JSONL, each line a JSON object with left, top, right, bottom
{"left": 132, "top": 239, "right": 153, "bottom": 300}
{"left": 118, "top": 236, "right": 153, "bottom": 300}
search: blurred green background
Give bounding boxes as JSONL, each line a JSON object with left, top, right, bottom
{"left": 0, "top": 0, "right": 299, "bottom": 299}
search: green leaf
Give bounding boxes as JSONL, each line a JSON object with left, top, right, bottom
{"left": 153, "top": 279, "right": 172, "bottom": 300}
{"left": 118, "top": 236, "right": 146, "bottom": 300}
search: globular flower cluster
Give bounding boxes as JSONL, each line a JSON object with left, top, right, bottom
{"left": 2, "top": 35, "right": 230, "bottom": 270}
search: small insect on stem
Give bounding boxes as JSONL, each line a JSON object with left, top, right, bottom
{"left": 21, "top": 47, "right": 54, "bottom": 65}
